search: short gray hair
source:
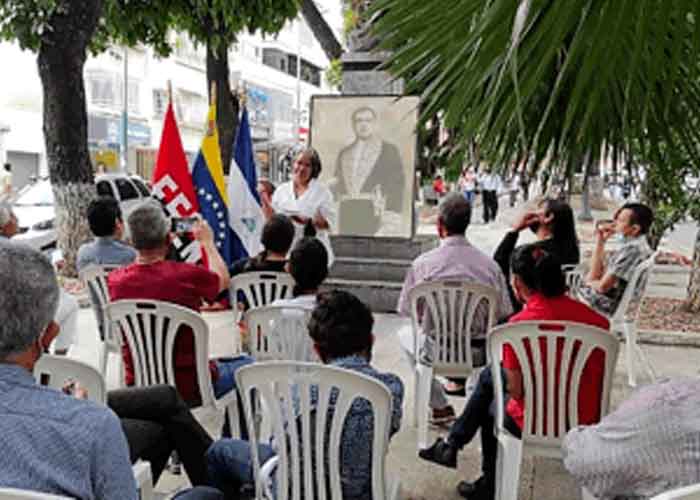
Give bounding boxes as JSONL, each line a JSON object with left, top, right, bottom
{"left": 438, "top": 193, "right": 471, "bottom": 235}
{"left": 0, "top": 241, "right": 59, "bottom": 359}
{"left": 128, "top": 199, "right": 170, "bottom": 250}
{"left": 0, "top": 202, "right": 14, "bottom": 227}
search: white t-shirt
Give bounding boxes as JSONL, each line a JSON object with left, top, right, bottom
{"left": 271, "top": 179, "right": 336, "bottom": 266}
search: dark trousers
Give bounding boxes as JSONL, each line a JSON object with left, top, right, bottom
{"left": 108, "top": 385, "right": 214, "bottom": 486}
{"left": 482, "top": 190, "right": 498, "bottom": 222}
{"left": 447, "top": 367, "right": 521, "bottom": 484}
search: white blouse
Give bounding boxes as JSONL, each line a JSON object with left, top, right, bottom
{"left": 271, "top": 178, "right": 336, "bottom": 267}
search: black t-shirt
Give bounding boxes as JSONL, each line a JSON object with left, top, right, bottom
{"left": 229, "top": 255, "right": 287, "bottom": 277}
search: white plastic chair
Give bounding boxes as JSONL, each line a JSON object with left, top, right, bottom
{"left": 407, "top": 280, "right": 499, "bottom": 449}
{"left": 0, "top": 489, "right": 71, "bottom": 499}
{"left": 32, "top": 355, "right": 154, "bottom": 500}
{"left": 34, "top": 355, "right": 106, "bottom": 404}
{"left": 105, "top": 299, "right": 239, "bottom": 435}
{"left": 230, "top": 272, "right": 295, "bottom": 312}
{"left": 562, "top": 264, "right": 583, "bottom": 294}
{"left": 652, "top": 483, "right": 700, "bottom": 500}
{"left": 487, "top": 321, "right": 619, "bottom": 500}
{"left": 243, "top": 306, "right": 317, "bottom": 362}
{"left": 235, "top": 361, "right": 401, "bottom": 500}
{"left": 608, "top": 251, "right": 659, "bottom": 387}
{"left": 79, "top": 264, "right": 121, "bottom": 375}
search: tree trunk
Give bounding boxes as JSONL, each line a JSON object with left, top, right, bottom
{"left": 38, "top": 0, "right": 103, "bottom": 276}
{"left": 300, "top": 0, "right": 343, "bottom": 61}
{"left": 687, "top": 223, "right": 700, "bottom": 312}
{"left": 206, "top": 41, "right": 239, "bottom": 175}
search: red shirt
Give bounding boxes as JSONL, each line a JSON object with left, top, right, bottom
{"left": 433, "top": 178, "right": 446, "bottom": 195}
{"left": 108, "top": 260, "right": 220, "bottom": 403}
{"left": 502, "top": 293, "right": 610, "bottom": 431}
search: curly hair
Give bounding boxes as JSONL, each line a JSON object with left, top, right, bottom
{"left": 307, "top": 290, "right": 373, "bottom": 362}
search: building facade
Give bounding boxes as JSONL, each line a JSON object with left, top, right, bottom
{"left": 0, "top": 3, "right": 342, "bottom": 191}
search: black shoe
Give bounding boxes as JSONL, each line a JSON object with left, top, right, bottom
{"left": 457, "top": 476, "right": 494, "bottom": 500}
{"left": 418, "top": 437, "right": 457, "bottom": 469}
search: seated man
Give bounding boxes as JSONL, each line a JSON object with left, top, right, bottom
{"left": 77, "top": 195, "right": 137, "bottom": 271}
{"left": 1, "top": 202, "right": 77, "bottom": 354}
{"left": 0, "top": 241, "right": 222, "bottom": 499}
{"left": 108, "top": 200, "right": 249, "bottom": 405}
{"left": 419, "top": 245, "right": 610, "bottom": 500}
{"left": 564, "top": 377, "right": 700, "bottom": 499}
{"left": 229, "top": 214, "right": 294, "bottom": 277}
{"left": 577, "top": 203, "right": 654, "bottom": 316}
{"left": 0, "top": 201, "right": 18, "bottom": 240}
{"left": 397, "top": 193, "right": 512, "bottom": 421}
{"left": 207, "top": 290, "right": 404, "bottom": 499}
{"left": 272, "top": 236, "right": 328, "bottom": 310}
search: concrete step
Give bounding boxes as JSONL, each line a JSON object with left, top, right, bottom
{"left": 322, "top": 278, "right": 403, "bottom": 313}
{"left": 331, "top": 234, "right": 437, "bottom": 260}
{"left": 329, "top": 256, "right": 410, "bottom": 283}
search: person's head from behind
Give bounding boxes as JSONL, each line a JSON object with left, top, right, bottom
{"left": 0, "top": 203, "right": 18, "bottom": 238}
{"left": 614, "top": 203, "right": 653, "bottom": 239}
{"left": 87, "top": 196, "right": 124, "bottom": 239}
{"left": 128, "top": 200, "right": 170, "bottom": 256}
{"left": 308, "top": 290, "right": 374, "bottom": 363}
{"left": 437, "top": 193, "right": 471, "bottom": 238}
{"left": 261, "top": 214, "right": 295, "bottom": 257}
{"left": 510, "top": 244, "right": 567, "bottom": 304}
{"left": 0, "top": 242, "right": 60, "bottom": 367}
{"left": 288, "top": 237, "right": 328, "bottom": 296}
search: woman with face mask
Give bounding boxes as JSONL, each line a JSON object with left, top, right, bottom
{"left": 493, "top": 198, "right": 580, "bottom": 312}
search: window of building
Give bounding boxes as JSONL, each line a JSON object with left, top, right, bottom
{"left": 153, "top": 89, "right": 167, "bottom": 118}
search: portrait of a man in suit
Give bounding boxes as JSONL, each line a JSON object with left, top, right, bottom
{"left": 331, "top": 106, "right": 406, "bottom": 235}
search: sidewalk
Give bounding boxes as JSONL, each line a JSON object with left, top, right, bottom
{"left": 69, "top": 305, "right": 700, "bottom": 500}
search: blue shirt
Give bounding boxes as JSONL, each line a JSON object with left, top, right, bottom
{"left": 76, "top": 237, "right": 136, "bottom": 272}
{"left": 327, "top": 355, "right": 404, "bottom": 500}
{"left": 0, "top": 363, "right": 137, "bottom": 499}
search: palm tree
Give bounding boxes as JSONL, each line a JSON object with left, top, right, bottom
{"left": 373, "top": 0, "right": 700, "bottom": 311}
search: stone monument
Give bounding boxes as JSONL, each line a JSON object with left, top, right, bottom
{"left": 322, "top": 3, "right": 437, "bottom": 312}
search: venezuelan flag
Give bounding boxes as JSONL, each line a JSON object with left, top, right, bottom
{"left": 191, "top": 103, "right": 238, "bottom": 266}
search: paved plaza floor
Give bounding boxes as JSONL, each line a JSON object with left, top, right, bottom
{"left": 65, "top": 196, "right": 698, "bottom": 499}
{"left": 69, "top": 303, "right": 699, "bottom": 499}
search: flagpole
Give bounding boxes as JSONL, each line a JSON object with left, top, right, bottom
{"left": 167, "top": 80, "right": 173, "bottom": 104}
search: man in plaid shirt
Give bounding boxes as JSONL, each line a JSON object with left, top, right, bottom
{"left": 577, "top": 203, "right": 653, "bottom": 316}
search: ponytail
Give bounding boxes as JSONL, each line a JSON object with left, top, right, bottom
{"left": 511, "top": 244, "right": 567, "bottom": 297}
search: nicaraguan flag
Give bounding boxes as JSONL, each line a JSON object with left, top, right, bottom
{"left": 192, "top": 103, "right": 237, "bottom": 266}
{"left": 226, "top": 108, "right": 263, "bottom": 260}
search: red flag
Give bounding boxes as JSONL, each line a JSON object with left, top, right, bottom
{"left": 152, "top": 103, "right": 198, "bottom": 217}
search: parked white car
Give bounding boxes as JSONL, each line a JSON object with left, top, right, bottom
{"left": 12, "top": 173, "right": 151, "bottom": 250}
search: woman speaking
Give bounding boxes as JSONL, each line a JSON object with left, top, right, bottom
{"left": 261, "top": 148, "right": 336, "bottom": 266}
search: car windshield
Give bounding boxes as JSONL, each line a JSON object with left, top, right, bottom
{"left": 14, "top": 181, "right": 54, "bottom": 206}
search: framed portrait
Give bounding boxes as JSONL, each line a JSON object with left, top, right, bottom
{"left": 310, "top": 95, "right": 419, "bottom": 239}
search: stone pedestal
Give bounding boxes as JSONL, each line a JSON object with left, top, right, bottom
{"left": 322, "top": 234, "right": 437, "bottom": 312}
{"left": 341, "top": 51, "right": 403, "bottom": 95}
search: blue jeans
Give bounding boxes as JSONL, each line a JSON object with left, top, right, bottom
{"left": 213, "top": 355, "right": 255, "bottom": 439}
{"left": 207, "top": 439, "right": 276, "bottom": 496}
{"left": 213, "top": 355, "right": 254, "bottom": 399}
{"left": 463, "top": 190, "right": 475, "bottom": 205}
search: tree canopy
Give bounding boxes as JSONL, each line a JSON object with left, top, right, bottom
{"left": 373, "top": 0, "right": 700, "bottom": 175}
